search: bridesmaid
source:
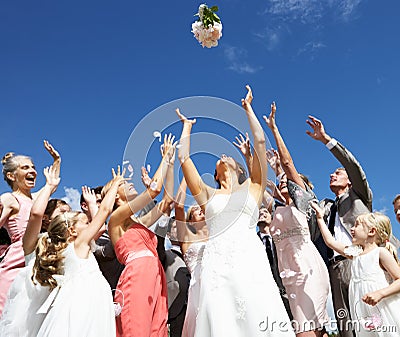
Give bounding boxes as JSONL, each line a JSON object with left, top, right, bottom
{"left": 107, "top": 134, "right": 176, "bottom": 337}
{"left": 0, "top": 140, "right": 60, "bottom": 315}
{"left": 264, "top": 103, "right": 329, "bottom": 337}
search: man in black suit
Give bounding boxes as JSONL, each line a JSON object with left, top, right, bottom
{"left": 307, "top": 115, "right": 373, "bottom": 337}
{"left": 257, "top": 206, "right": 293, "bottom": 320}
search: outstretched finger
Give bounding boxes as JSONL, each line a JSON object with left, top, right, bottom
{"left": 112, "top": 168, "right": 116, "bottom": 178}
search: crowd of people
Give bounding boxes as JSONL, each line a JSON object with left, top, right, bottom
{"left": 0, "top": 85, "right": 400, "bottom": 337}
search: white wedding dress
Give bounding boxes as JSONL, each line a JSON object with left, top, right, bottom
{"left": 194, "top": 187, "right": 294, "bottom": 337}
{"left": 182, "top": 241, "right": 206, "bottom": 337}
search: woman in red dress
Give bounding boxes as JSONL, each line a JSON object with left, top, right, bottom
{"left": 107, "top": 134, "right": 176, "bottom": 337}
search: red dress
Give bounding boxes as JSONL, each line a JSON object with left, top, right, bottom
{"left": 114, "top": 224, "right": 168, "bottom": 337}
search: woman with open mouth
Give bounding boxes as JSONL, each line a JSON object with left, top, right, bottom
{"left": 0, "top": 140, "right": 60, "bottom": 316}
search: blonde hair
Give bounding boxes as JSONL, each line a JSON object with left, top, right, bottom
{"left": 357, "top": 212, "right": 399, "bottom": 263}
{"left": 32, "top": 211, "right": 81, "bottom": 289}
{"left": 2, "top": 152, "right": 33, "bottom": 188}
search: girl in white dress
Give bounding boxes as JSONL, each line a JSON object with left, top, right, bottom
{"left": 313, "top": 204, "right": 400, "bottom": 337}
{"left": 35, "top": 170, "right": 125, "bottom": 337}
{"left": 176, "top": 86, "right": 294, "bottom": 337}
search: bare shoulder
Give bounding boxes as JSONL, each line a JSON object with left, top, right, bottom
{"left": 0, "top": 192, "right": 19, "bottom": 210}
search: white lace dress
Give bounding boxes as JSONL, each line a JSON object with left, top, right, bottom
{"left": 350, "top": 247, "right": 400, "bottom": 336}
{"left": 182, "top": 241, "right": 206, "bottom": 337}
{"left": 194, "top": 187, "right": 295, "bottom": 337}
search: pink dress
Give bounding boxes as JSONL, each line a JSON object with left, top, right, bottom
{"left": 270, "top": 204, "right": 330, "bottom": 333}
{"left": 0, "top": 193, "right": 33, "bottom": 315}
{"left": 114, "top": 224, "right": 168, "bottom": 337}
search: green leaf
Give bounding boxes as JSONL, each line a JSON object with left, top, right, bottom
{"left": 210, "top": 6, "right": 218, "bottom": 12}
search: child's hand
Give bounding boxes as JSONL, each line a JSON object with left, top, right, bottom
{"left": 310, "top": 201, "right": 324, "bottom": 220}
{"left": 362, "top": 290, "right": 384, "bottom": 306}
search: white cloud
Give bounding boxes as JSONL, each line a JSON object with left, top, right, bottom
{"left": 254, "top": 28, "right": 281, "bottom": 51}
{"left": 337, "top": 0, "right": 363, "bottom": 20}
{"left": 61, "top": 186, "right": 81, "bottom": 211}
{"left": 265, "top": 0, "right": 363, "bottom": 23}
{"left": 375, "top": 206, "right": 388, "bottom": 215}
{"left": 297, "top": 41, "right": 326, "bottom": 59}
{"left": 224, "top": 46, "right": 263, "bottom": 74}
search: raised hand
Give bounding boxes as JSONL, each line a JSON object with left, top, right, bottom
{"left": 310, "top": 201, "right": 324, "bottom": 220}
{"left": 82, "top": 186, "right": 97, "bottom": 206}
{"left": 266, "top": 148, "right": 281, "bottom": 175}
{"left": 305, "top": 115, "right": 330, "bottom": 143}
{"left": 241, "top": 85, "right": 253, "bottom": 110}
{"left": 111, "top": 166, "right": 127, "bottom": 186}
{"left": 141, "top": 166, "right": 151, "bottom": 188}
{"left": 161, "top": 133, "right": 177, "bottom": 164}
{"left": 233, "top": 133, "right": 251, "bottom": 159}
{"left": 176, "top": 108, "right": 196, "bottom": 125}
{"left": 262, "top": 101, "right": 277, "bottom": 130}
{"left": 43, "top": 165, "right": 60, "bottom": 194}
{"left": 43, "top": 140, "right": 60, "bottom": 161}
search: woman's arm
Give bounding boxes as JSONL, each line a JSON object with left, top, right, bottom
{"left": 241, "top": 85, "right": 267, "bottom": 191}
{"left": 32, "top": 141, "right": 61, "bottom": 199}
{"left": 311, "top": 201, "right": 347, "bottom": 256}
{"left": 264, "top": 103, "right": 304, "bottom": 189}
{"left": 362, "top": 248, "right": 400, "bottom": 306}
{"left": 176, "top": 108, "right": 213, "bottom": 208}
{"left": 108, "top": 135, "right": 175, "bottom": 241}
{"left": 139, "top": 142, "right": 176, "bottom": 228}
{"left": 23, "top": 165, "right": 60, "bottom": 255}
{"left": 75, "top": 171, "right": 124, "bottom": 250}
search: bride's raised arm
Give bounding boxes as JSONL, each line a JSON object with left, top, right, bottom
{"left": 241, "top": 85, "right": 268, "bottom": 194}
{"left": 176, "top": 108, "right": 213, "bottom": 209}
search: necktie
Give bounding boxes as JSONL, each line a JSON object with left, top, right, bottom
{"left": 327, "top": 199, "right": 338, "bottom": 259}
{"left": 263, "top": 235, "right": 274, "bottom": 266}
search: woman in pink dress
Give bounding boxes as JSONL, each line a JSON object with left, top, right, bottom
{"left": 264, "top": 103, "right": 329, "bottom": 337}
{"left": 0, "top": 140, "right": 60, "bottom": 315}
{"left": 107, "top": 134, "right": 176, "bottom": 337}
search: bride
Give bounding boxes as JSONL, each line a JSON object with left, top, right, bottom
{"left": 176, "top": 86, "right": 294, "bottom": 337}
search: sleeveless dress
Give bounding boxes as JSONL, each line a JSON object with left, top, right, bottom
{"left": 270, "top": 203, "right": 330, "bottom": 333}
{"left": 182, "top": 241, "right": 205, "bottom": 337}
{"left": 0, "top": 252, "right": 50, "bottom": 337}
{"left": 0, "top": 193, "right": 33, "bottom": 315}
{"left": 195, "top": 187, "right": 295, "bottom": 337}
{"left": 37, "top": 243, "right": 115, "bottom": 337}
{"left": 350, "top": 247, "right": 400, "bottom": 336}
{"left": 114, "top": 224, "right": 168, "bottom": 337}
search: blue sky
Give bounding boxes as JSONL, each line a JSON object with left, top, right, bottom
{"left": 1, "top": 0, "right": 399, "bottom": 237}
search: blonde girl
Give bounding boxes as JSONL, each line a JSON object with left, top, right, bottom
{"left": 313, "top": 204, "right": 400, "bottom": 336}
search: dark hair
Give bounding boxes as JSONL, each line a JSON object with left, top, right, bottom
{"left": 41, "top": 199, "right": 70, "bottom": 232}
{"left": 214, "top": 160, "right": 247, "bottom": 188}
{"left": 79, "top": 185, "right": 104, "bottom": 205}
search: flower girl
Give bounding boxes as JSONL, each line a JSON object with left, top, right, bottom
{"left": 35, "top": 172, "right": 124, "bottom": 337}
{"left": 313, "top": 202, "right": 400, "bottom": 336}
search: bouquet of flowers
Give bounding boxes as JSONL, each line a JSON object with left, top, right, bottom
{"left": 192, "top": 4, "right": 222, "bottom": 48}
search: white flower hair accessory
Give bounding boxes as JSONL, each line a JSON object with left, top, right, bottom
{"left": 192, "top": 4, "right": 222, "bottom": 48}
{"left": 343, "top": 245, "right": 363, "bottom": 257}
